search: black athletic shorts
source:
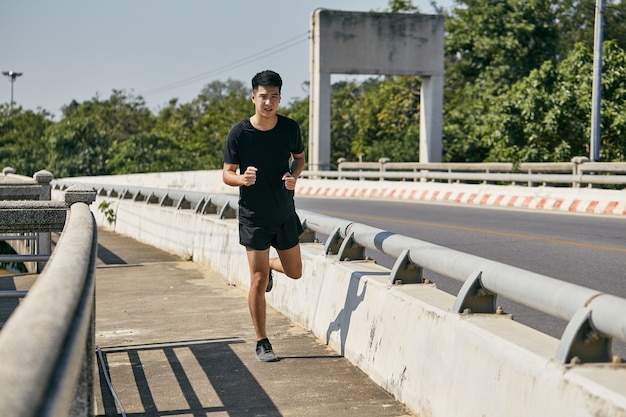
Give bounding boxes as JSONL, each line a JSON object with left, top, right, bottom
{"left": 239, "top": 213, "right": 304, "bottom": 251}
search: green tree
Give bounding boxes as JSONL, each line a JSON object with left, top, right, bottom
{"left": 446, "top": 0, "right": 559, "bottom": 89}
{"left": 107, "top": 132, "right": 186, "bottom": 174}
{"left": 0, "top": 105, "right": 52, "bottom": 176}
{"left": 351, "top": 76, "right": 422, "bottom": 162}
{"left": 45, "top": 118, "right": 108, "bottom": 177}
{"left": 283, "top": 96, "right": 310, "bottom": 164}
{"left": 328, "top": 80, "right": 362, "bottom": 164}
{"left": 187, "top": 80, "right": 251, "bottom": 169}
{"left": 556, "top": 0, "right": 626, "bottom": 56}
{"left": 443, "top": 0, "right": 561, "bottom": 161}
{"left": 59, "top": 90, "right": 156, "bottom": 175}
{"left": 484, "top": 41, "right": 626, "bottom": 162}
{"left": 61, "top": 90, "right": 155, "bottom": 142}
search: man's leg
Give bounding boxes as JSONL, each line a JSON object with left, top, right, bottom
{"left": 270, "top": 244, "right": 302, "bottom": 279}
{"left": 246, "top": 248, "right": 271, "bottom": 340}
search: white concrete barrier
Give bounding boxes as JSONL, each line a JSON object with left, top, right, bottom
{"left": 59, "top": 185, "right": 626, "bottom": 417}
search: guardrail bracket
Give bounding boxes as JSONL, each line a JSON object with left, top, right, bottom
{"left": 299, "top": 228, "right": 316, "bottom": 243}
{"left": 323, "top": 226, "right": 343, "bottom": 256}
{"left": 452, "top": 271, "right": 497, "bottom": 314}
{"left": 196, "top": 197, "right": 217, "bottom": 214}
{"left": 555, "top": 307, "right": 612, "bottom": 364}
{"left": 389, "top": 249, "right": 423, "bottom": 285}
{"left": 218, "top": 201, "right": 237, "bottom": 219}
{"left": 336, "top": 231, "right": 365, "bottom": 262}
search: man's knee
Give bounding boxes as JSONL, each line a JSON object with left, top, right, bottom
{"left": 286, "top": 271, "right": 302, "bottom": 280}
{"left": 284, "top": 263, "right": 302, "bottom": 280}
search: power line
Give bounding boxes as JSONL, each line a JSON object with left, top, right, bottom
{"left": 140, "top": 32, "right": 309, "bottom": 97}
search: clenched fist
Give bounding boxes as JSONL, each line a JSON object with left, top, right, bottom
{"left": 282, "top": 172, "right": 297, "bottom": 190}
{"left": 242, "top": 166, "right": 258, "bottom": 186}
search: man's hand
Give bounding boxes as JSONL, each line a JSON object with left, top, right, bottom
{"left": 282, "top": 172, "right": 297, "bottom": 190}
{"left": 242, "top": 166, "right": 258, "bottom": 186}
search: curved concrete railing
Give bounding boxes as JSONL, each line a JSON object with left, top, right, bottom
{"left": 0, "top": 188, "right": 97, "bottom": 417}
{"left": 51, "top": 178, "right": 626, "bottom": 417}
{"left": 0, "top": 167, "right": 55, "bottom": 272}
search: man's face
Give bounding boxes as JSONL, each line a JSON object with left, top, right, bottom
{"left": 252, "top": 85, "right": 281, "bottom": 118}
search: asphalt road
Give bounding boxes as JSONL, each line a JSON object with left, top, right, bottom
{"left": 295, "top": 196, "right": 626, "bottom": 358}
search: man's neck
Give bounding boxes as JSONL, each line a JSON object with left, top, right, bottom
{"left": 250, "top": 114, "right": 278, "bottom": 131}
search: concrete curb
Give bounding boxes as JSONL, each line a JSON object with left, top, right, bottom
{"left": 296, "top": 179, "right": 626, "bottom": 216}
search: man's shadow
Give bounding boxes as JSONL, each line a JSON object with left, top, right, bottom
{"left": 325, "top": 270, "right": 379, "bottom": 356}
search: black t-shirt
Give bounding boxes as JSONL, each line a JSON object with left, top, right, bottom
{"left": 224, "top": 114, "right": 304, "bottom": 226}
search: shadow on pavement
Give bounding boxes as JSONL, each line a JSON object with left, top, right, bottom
{"left": 96, "top": 337, "right": 284, "bottom": 417}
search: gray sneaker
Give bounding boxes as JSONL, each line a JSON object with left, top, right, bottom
{"left": 256, "top": 338, "right": 278, "bottom": 362}
{"left": 265, "top": 269, "right": 274, "bottom": 293}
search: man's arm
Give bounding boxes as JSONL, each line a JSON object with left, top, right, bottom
{"left": 290, "top": 152, "right": 305, "bottom": 178}
{"left": 223, "top": 162, "right": 257, "bottom": 187}
{"left": 282, "top": 152, "right": 305, "bottom": 191}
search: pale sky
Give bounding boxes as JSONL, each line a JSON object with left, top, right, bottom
{"left": 1, "top": 0, "right": 453, "bottom": 118}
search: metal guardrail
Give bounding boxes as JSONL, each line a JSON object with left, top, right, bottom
{"left": 297, "top": 209, "right": 626, "bottom": 364}
{"left": 52, "top": 180, "right": 626, "bottom": 364}
{"left": 304, "top": 158, "right": 626, "bottom": 188}
{"left": 0, "top": 186, "right": 97, "bottom": 417}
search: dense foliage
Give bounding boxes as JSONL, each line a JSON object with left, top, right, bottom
{"left": 2, "top": 0, "right": 625, "bottom": 177}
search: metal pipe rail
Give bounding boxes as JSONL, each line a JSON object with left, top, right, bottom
{"left": 0, "top": 188, "right": 97, "bottom": 417}
{"left": 52, "top": 180, "right": 625, "bottom": 363}
{"left": 299, "top": 209, "right": 626, "bottom": 364}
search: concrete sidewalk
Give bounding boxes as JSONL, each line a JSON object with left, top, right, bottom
{"left": 94, "top": 228, "right": 416, "bottom": 417}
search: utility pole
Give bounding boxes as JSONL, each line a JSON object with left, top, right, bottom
{"left": 2, "top": 70, "right": 23, "bottom": 111}
{"left": 589, "top": 0, "right": 604, "bottom": 161}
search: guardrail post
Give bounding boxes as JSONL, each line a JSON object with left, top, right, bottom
{"left": 379, "top": 158, "right": 390, "bottom": 181}
{"left": 571, "top": 156, "right": 590, "bottom": 188}
{"left": 337, "top": 158, "right": 346, "bottom": 180}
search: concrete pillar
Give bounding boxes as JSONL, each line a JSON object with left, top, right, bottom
{"left": 309, "top": 71, "right": 332, "bottom": 171}
{"left": 420, "top": 76, "right": 443, "bottom": 163}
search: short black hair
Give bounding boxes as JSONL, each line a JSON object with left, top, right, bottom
{"left": 252, "top": 70, "right": 282, "bottom": 93}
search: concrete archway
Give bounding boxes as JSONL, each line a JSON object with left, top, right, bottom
{"left": 309, "top": 9, "right": 444, "bottom": 169}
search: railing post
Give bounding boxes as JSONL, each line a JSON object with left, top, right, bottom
{"left": 337, "top": 157, "right": 346, "bottom": 180}
{"left": 64, "top": 184, "right": 97, "bottom": 206}
{"left": 379, "top": 158, "right": 390, "bottom": 181}
{"left": 571, "top": 156, "right": 590, "bottom": 188}
{"left": 358, "top": 154, "right": 365, "bottom": 181}
{"left": 34, "top": 170, "right": 54, "bottom": 273}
